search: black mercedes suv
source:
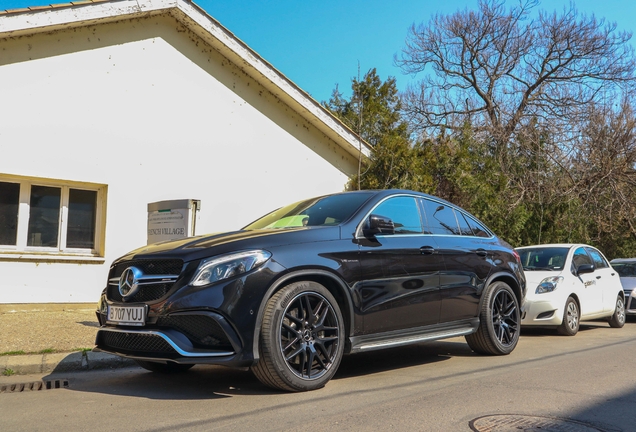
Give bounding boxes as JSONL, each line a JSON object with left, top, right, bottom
{"left": 95, "top": 189, "right": 526, "bottom": 391}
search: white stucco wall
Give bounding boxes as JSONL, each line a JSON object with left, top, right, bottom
{"left": 0, "top": 14, "right": 359, "bottom": 303}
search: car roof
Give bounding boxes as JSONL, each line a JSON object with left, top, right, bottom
{"left": 516, "top": 243, "right": 578, "bottom": 249}
{"left": 324, "top": 189, "right": 461, "bottom": 210}
{"left": 610, "top": 258, "right": 636, "bottom": 263}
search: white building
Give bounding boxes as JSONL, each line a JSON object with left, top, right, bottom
{"left": 0, "top": 0, "right": 369, "bottom": 304}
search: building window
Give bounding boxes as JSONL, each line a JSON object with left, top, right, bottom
{"left": 0, "top": 181, "right": 20, "bottom": 245}
{"left": 67, "top": 189, "right": 98, "bottom": 249}
{"left": 0, "top": 176, "right": 106, "bottom": 257}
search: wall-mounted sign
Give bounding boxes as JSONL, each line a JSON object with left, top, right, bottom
{"left": 147, "top": 199, "right": 200, "bottom": 245}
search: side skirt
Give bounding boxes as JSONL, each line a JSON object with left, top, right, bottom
{"left": 349, "top": 319, "right": 479, "bottom": 353}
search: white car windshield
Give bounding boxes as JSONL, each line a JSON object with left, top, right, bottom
{"left": 518, "top": 247, "right": 570, "bottom": 271}
{"left": 612, "top": 262, "right": 636, "bottom": 278}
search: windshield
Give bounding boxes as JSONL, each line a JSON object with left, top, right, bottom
{"left": 243, "top": 193, "right": 374, "bottom": 230}
{"left": 612, "top": 262, "right": 636, "bottom": 277}
{"left": 518, "top": 247, "right": 570, "bottom": 271}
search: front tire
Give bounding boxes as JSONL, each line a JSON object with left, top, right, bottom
{"left": 465, "top": 281, "right": 520, "bottom": 355}
{"left": 252, "top": 281, "right": 345, "bottom": 392}
{"left": 557, "top": 297, "right": 579, "bottom": 336}
{"left": 608, "top": 295, "right": 626, "bottom": 328}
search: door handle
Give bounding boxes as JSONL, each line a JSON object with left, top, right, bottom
{"left": 475, "top": 248, "right": 488, "bottom": 257}
{"left": 420, "top": 246, "right": 436, "bottom": 255}
{"left": 596, "top": 276, "right": 602, "bottom": 279}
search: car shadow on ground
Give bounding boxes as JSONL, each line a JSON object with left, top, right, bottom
{"left": 520, "top": 320, "right": 622, "bottom": 337}
{"left": 42, "top": 338, "right": 475, "bottom": 399}
{"left": 77, "top": 320, "right": 100, "bottom": 328}
{"left": 336, "top": 338, "right": 474, "bottom": 379}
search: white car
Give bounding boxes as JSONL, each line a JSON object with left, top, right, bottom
{"left": 516, "top": 244, "right": 625, "bottom": 335}
{"left": 610, "top": 258, "right": 636, "bottom": 316}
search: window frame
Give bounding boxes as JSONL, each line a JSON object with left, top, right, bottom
{"left": 571, "top": 246, "right": 594, "bottom": 274}
{"left": 0, "top": 175, "right": 107, "bottom": 260}
{"left": 419, "top": 197, "right": 494, "bottom": 238}
{"left": 369, "top": 195, "right": 424, "bottom": 235}
{"left": 585, "top": 247, "right": 609, "bottom": 269}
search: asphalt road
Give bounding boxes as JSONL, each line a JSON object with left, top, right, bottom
{"left": 2, "top": 319, "right": 635, "bottom": 432}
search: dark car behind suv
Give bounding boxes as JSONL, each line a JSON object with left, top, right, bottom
{"left": 95, "top": 189, "right": 526, "bottom": 391}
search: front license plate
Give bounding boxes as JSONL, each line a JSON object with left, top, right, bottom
{"left": 107, "top": 305, "right": 146, "bottom": 326}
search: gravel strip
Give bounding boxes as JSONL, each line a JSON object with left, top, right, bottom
{"left": 0, "top": 309, "right": 98, "bottom": 354}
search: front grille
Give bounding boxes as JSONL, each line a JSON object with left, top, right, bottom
{"left": 97, "top": 331, "right": 177, "bottom": 357}
{"left": 157, "top": 315, "right": 232, "bottom": 350}
{"left": 107, "top": 259, "right": 183, "bottom": 302}
{"left": 108, "top": 283, "right": 172, "bottom": 303}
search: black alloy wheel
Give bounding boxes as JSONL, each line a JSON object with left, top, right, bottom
{"left": 491, "top": 287, "right": 519, "bottom": 346}
{"left": 252, "top": 281, "right": 344, "bottom": 392}
{"left": 466, "top": 281, "right": 520, "bottom": 355}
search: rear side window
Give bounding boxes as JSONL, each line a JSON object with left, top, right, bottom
{"left": 464, "top": 214, "right": 492, "bottom": 238}
{"left": 372, "top": 196, "right": 423, "bottom": 234}
{"left": 586, "top": 247, "right": 609, "bottom": 269}
{"left": 456, "top": 212, "right": 475, "bottom": 236}
{"left": 421, "top": 199, "right": 459, "bottom": 235}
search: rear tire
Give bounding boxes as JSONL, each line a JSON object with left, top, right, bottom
{"left": 134, "top": 360, "right": 194, "bottom": 374}
{"left": 557, "top": 297, "right": 579, "bottom": 336}
{"left": 608, "top": 295, "right": 626, "bottom": 328}
{"left": 251, "top": 281, "right": 344, "bottom": 392}
{"left": 465, "top": 281, "right": 520, "bottom": 355}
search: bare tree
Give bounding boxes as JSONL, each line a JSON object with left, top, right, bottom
{"left": 396, "top": 0, "right": 636, "bottom": 153}
{"left": 571, "top": 100, "right": 636, "bottom": 252}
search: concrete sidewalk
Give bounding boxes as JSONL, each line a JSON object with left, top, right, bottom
{"left": 0, "top": 303, "right": 134, "bottom": 375}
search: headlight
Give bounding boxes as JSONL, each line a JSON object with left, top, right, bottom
{"left": 536, "top": 276, "right": 563, "bottom": 294}
{"left": 190, "top": 250, "right": 271, "bottom": 286}
{"left": 97, "top": 293, "right": 107, "bottom": 314}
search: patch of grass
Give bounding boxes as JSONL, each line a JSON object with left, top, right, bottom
{"left": 0, "top": 350, "right": 26, "bottom": 357}
{"left": 2, "top": 368, "right": 15, "bottom": 376}
{"left": 38, "top": 348, "right": 55, "bottom": 354}
{"left": 73, "top": 347, "right": 93, "bottom": 354}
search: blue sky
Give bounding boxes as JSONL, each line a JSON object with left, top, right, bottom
{"left": 2, "top": 0, "right": 636, "bottom": 103}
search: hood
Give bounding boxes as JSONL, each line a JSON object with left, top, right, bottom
{"left": 523, "top": 270, "right": 565, "bottom": 288}
{"left": 618, "top": 276, "right": 636, "bottom": 291}
{"left": 113, "top": 226, "right": 341, "bottom": 264}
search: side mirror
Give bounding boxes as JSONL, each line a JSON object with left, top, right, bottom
{"left": 577, "top": 264, "right": 595, "bottom": 276}
{"left": 363, "top": 214, "right": 395, "bottom": 237}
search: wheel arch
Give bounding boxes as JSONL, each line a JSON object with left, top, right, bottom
{"left": 618, "top": 290, "right": 626, "bottom": 302}
{"left": 484, "top": 272, "right": 524, "bottom": 309}
{"left": 251, "top": 269, "right": 355, "bottom": 362}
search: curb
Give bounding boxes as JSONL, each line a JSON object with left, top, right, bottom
{"left": 0, "top": 351, "right": 135, "bottom": 375}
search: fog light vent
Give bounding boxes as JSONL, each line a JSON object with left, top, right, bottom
{"left": 0, "top": 379, "right": 69, "bottom": 393}
{"left": 536, "top": 310, "right": 556, "bottom": 319}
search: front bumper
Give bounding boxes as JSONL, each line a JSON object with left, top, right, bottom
{"left": 521, "top": 297, "right": 565, "bottom": 326}
{"left": 94, "top": 309, "right": 252, "bottom": 367}
{"left": 94, "top": 258, "right": 286, "bottom": 367}
{"left": 625, "top": 290, "right": 636, "bottom": 315}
